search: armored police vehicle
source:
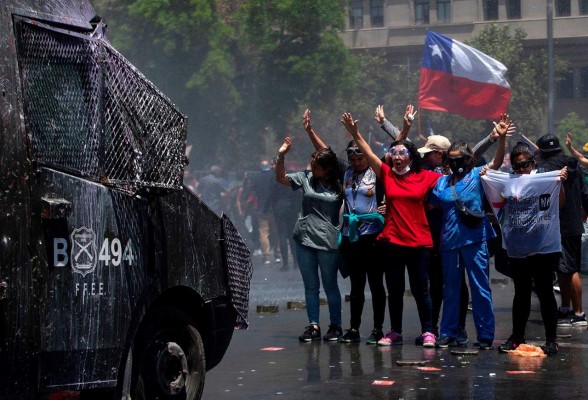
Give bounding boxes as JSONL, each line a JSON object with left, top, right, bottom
{"left": 0, "top": 1, "right": 251, "bottom": 399}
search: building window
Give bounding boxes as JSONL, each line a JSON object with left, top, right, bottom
{"left": 349, "top": 0, "right": 364, "bottom": 29}
{"left": 557, "top": 72, "right": 574, "bottom": 99}
{"left": 580, "top": 0, "right": 588, "bottom": 15}
{"left": 437, "top": 0, "right": 451, "bottom": 23}
{"left": 581, "top": 67, "right": 588, "bottom": 98}
{"left": 371, "top": 0, "right": 384, "bottom": 27}
{"left": 506, "top": 0, "right": 521, "bottom": 19}
{"left": 483, "top": 0, "right": 499, "bottom": 20}
{"left": 415, "top": 0, "right": 430, "bottom": 24}
{"left": 556, "top": 0, "right": 571, "bottom": 16}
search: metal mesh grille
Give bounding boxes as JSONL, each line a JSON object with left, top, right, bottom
{"left": 16, "top": 20, "right": 186, "bottom": 191}
{"left": 222, "top": 215, "right": 252, "bottom": 329}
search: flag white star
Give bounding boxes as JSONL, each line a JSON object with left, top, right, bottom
{"left": 429, "top": 44, "right": 443, "bottom": 59}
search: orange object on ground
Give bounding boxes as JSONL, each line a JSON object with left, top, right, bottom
{"left": 509, "top": 343, "right": 547, "bottom": 357}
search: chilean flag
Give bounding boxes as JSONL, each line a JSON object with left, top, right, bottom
{"left": 418, "top": 31, "right": 511, "bottom": 120}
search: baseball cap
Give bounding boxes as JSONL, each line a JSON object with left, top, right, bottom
{"left": 536, "top": 134, "right": 562, "bottom": 153}
{"left": 417, "top": 135, "right": 451, "bottom": 154}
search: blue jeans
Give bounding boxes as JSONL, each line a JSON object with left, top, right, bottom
{"left": 296, "top": 243, "right": 342, "bottom": 327}
{"left": 440, "top": 241, "right": 495, "bottom": 342}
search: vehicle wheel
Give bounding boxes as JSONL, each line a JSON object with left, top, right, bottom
{"left": 132, "top": 307, "right": 206, "bottom": 400}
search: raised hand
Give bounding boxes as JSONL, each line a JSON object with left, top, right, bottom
{"left": 341, "top": 113, "right": 359, "bottom": 136}
{"left": 303, "top": 109, "right": 312, "bottom": 133}
{"left": 375, "top": 105, "right": 386, "bottom": 124}
{"left": 403, "top": 104, "right": 417, "bottom": 126}
{"left": 492, "top": 113, "right": 512, "bottom": 138}
{"left": 278, "top": 137, "right": 292, "bottom": 157}
{"left": 566, "top": 132, "right": 573, "bottom": 147}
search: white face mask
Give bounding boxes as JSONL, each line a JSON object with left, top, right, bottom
{"left": 392, "top": 164, "right": 411, "bottom": 176}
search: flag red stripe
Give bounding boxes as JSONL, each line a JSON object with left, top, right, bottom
{"left": 418, "top": 68, "right": 511, "bottom": 119}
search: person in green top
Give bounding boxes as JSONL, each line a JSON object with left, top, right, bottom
{"left": 275, "top": 110, "right": 344, "bottom": 343}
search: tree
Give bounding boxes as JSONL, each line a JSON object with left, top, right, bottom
{"left": 92, "top": 0, "right": 355, "bottom": 171}
{"left": 558, "top": 112, "right": 588, "bottom": 149}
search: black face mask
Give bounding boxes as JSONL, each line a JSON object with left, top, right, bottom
{"left": 448, "top": 156, "right": 471, "bottom": 175}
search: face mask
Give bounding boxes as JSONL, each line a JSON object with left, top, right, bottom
{"left": 449, "top": 157, "right": 470, "bottom": 176}
{"left": 392, "top": 164, "right": 411, "bottom": 176}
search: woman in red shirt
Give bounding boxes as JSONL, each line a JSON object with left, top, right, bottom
{"left": 341, "top": 112, "right": 441, "bottom": 347}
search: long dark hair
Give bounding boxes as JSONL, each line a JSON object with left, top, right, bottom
{"left": 388, "top": 139, "right": 424, "bottom": 173}
{"left": 311, "top": 147, "right": 343, "bottom": 195}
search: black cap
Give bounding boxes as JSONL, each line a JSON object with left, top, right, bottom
{"left": 536, "top": 134, "right": 562, "bottom": 153}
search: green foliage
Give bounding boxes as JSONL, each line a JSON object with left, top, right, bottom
{"left": 89, "top": 3, "right": 567, "bottom": 171}
{"left": 558, "top": 112, "right": 588, "bottom": 149}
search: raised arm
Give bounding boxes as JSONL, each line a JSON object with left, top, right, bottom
{"left": 275, "top": 137, "right": 292, "bottom": 186}
{"left": 565, "top": 132, "right": 588, "bottom": 167}
{"left": 341, "top": 112, "right": 383, "bottom": 177}
{"left": 396, "top": 104, "right": 416, "bottom": 142}
{"left": 374, "top": 105, "right": 400, "bottom": 140}
{"left": 303, "top": 109, "right": 328, "bottom": 150}
{"left": 473, "top": 121, "right": 516, "bottom": 160}
{"left": 488, "top": 114, "right": 511, "bottom": 170}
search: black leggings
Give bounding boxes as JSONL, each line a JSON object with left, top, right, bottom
{"left": 510, "top": 253, "right": 559, "bottom": 342}
{"left": 340, "top": 235, "right": 386, "bottom": 330}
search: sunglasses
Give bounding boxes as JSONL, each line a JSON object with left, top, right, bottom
{"left": 388, "top": 149, "right": 410, "bottom": 157}
{"left": 512, "top": 159, "right": 533, "bottom": 170}
{"left": 346, "top": 147, "right": 363, "bottom": 156}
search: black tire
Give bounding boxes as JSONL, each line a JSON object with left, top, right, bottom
{"left": 131, "top": 307, "right": 206, "bottom": 400}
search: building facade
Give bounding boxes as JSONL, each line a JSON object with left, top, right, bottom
{"left": 340, "top": 0, "right": 588, "bottom": 124}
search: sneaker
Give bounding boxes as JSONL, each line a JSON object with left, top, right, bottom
{"left": 377, "top": 331, "right": 403, "bottom": 346}
{"left": 435, "top": 335, "right": 457, "bottom": 348}
{"left": 263, "top": 260, "right": 271, "bottom": 265}
{"left": 339, "top": 328, "right": 361, "bottom": 343}
{"left": 274, "top": 258, "right": 282, "bottom": 263}
{"left": 456, "top": 329, "right": 469, "bottom": 345}
{"left": 299, "top": 325, "right": 321, "bottom": 342}
{"left": 422, "top": 332, "right": 436, "bottom": 348}
{"left": 570, "top": 313, "right": 587, "bottom": 327}
{"left": 365, "top": 329, "right": 384, "bottom": 345}
{"left": 323, "top": 325, "right": 343, "bottom": 341}
{"left": 557, "top": 310, "right": 573, "bottom": 327}
{"left": 541, "top": 341, "right": 559, "bottom": 356}
{"left": 473, "top": 340, "right": 494, "bottom": 350}
{"left": 498, "top": 337, "right": 524, "bottom": 353}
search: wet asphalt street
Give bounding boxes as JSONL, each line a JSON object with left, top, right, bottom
{"left": 203, "top": 253, "right": 588, "bottom": 399}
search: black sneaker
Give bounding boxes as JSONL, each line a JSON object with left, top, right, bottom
{"left": 456, "top": 329, "right": 469, "bottom": 346}
{"left": 299, "top": 325, "right": 321, "bottom": 342}
{"left": 435, "top": 335, "right": 457, "bottom": 348}
{"left": 339, "top": 328, "right": 361, "bottom": 343}
{"left": 365, "top": 329, "right": 384, "bottom": 345}
{"left": 498, "top": 337, "right": 524, "bottom": 353}
{"left": 323, "top": 325, "right": 343, "bottom": 341}
{"left": 541, "top": 341, "right": 559, "bottom": 356}
{"left": 473, "top": 340, "right": 494, "bottom": 350}
{"left": 570, "top": 313, "right": 587, "bottom": 327}
{"left": 557, "top": 310, "right": 573, "bottom": 327}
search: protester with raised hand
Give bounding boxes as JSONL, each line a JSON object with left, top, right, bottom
{"left": 481, "top": 142, "right": 567, "bottom": 356}
{"left": 275, "top": 124, "right": 344, "bottom": 343}
{"left": 428, "top": 113, "right": 510, "bottom": 350}
{"left": 337, "top": 139, "right": 387, "bottom": 345}
{"left": 341, "top": 112, "right": 440, "bottom": 348}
